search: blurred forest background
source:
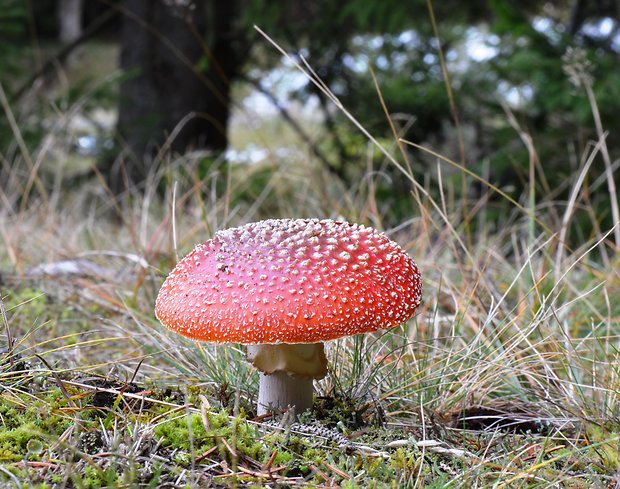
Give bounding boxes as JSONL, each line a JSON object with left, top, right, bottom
{"left": 1, "top": 0, "right": 619, "bottom": 245}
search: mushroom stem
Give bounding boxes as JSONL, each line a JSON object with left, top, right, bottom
{"left": 257, "top": 371, "right": 313, "bottom": 416}
{"left": 247, "top": 343, "right": 328, "bottom": 416}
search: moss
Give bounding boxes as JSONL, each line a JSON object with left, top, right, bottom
{"left": 78, "top": 465, "right": 119, "bottom": 489}
{"left": 13, "top": 389, "right": 68, "bottom": 423}
{"left": 0, "top": 448, "right": 20, "bottom": 462}
{"left": 585, "top": 425, "right": 620, "bottom": 470}
{"left": 50, "top": 474, "right": 64, "bottom": 484}
{"left": 271, "top": 449, "right": 292, "bottom": 467}
{"left": 4, "top": 287, "right": 48, "bottom": 316}
{"left": 0, "top": 385, "right": 77, "bottom": 465}
{"left": 0, "top": 423, "right": 46, "bottom": 462}
{"left": 154, "top": 409, "right": 265, "bottom": 466}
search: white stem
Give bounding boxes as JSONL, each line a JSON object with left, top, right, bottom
{"left": 257, "top": 371, "right": 313, "bottom": 416}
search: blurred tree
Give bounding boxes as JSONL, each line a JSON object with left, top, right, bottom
{"left": 107, "top": 0, "right": 245, "bottom": 192}
{"left": 58, "top": 0, "right": 82, "bottom": 43}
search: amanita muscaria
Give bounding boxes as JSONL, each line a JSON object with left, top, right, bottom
{"left": 155, "top": 218, "right": 422, "bottom": 416}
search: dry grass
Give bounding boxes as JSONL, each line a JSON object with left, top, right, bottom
{"left": 0, "top": 39, "right": 619, "bottom": 488}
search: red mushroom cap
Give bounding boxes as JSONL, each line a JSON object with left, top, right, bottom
{"left": 155, "top": 219, "right": 422, "bottom": 344}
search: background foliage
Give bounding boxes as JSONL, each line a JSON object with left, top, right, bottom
{"left": 2, "top": 0, "right": 619, "bottom": 240}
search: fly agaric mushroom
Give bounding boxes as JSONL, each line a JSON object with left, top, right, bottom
{"left": 155, "top": 218, "right": 422, "bottom": 416}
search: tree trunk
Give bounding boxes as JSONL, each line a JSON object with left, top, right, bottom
{"left": 109, "top": 0, "right": 242, "bottom": 193}
{"left": 58, "top": 0, "right": 83, "bottom": 43}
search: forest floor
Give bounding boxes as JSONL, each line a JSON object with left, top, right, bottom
{"left": 1, "top": 147, "right": 619, "bottom": 488}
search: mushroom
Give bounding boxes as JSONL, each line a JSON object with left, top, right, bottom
{"left": 155, "top": 218, "right": 422, "bottom": 416}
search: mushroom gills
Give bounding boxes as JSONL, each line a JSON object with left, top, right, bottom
{"left": 246, "top": 343, "right": 327, "bottom": 379}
